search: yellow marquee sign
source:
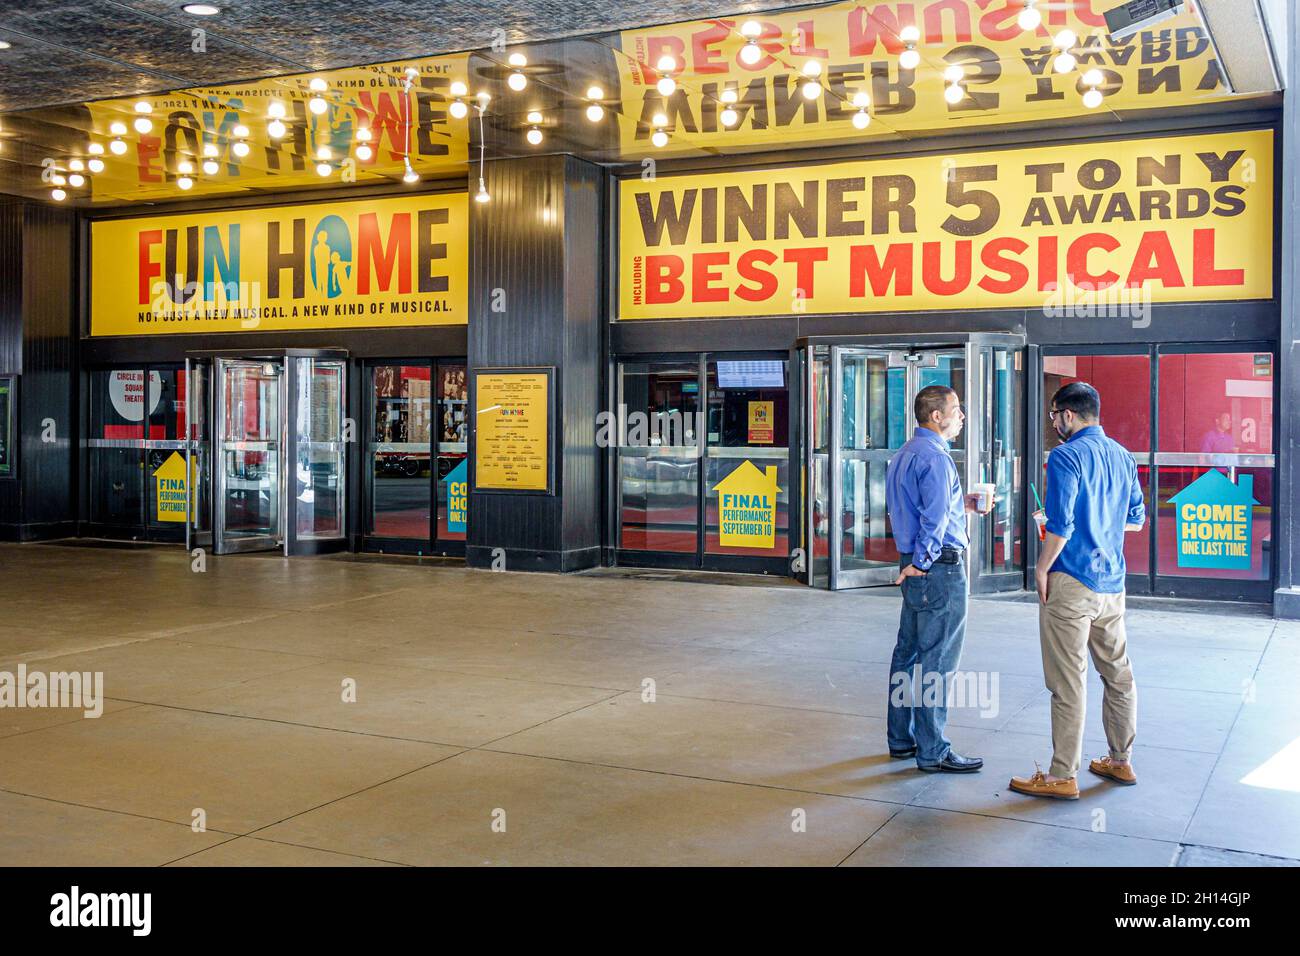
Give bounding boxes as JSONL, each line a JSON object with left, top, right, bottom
{"left": 91, "top": 192, "right": 469, "bottom": 335}
{"left": 616, "top": 0, "right": 1231, "bottom": 153}
{"left": 618, "top": 129, "right": 1273, "bottom": 319}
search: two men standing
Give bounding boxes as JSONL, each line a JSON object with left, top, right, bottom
{"left": 884, "top": 380, "right": 1144, "bottom": 796}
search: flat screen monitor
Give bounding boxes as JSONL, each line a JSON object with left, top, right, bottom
{"left": 716, "top": 361, "right": 784, "bottom": 390}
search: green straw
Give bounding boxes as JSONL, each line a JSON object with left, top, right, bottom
{"left": 1030, "top": 482, "right": 1044, "bottom": 511}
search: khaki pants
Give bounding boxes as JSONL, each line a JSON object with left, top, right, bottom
{"left": 1039, "top": 571, "right": 1137, "bottom": 779}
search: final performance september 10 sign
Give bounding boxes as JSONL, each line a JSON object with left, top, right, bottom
{"left": 618, "top": 129, "right": 1273, "bottom": 320}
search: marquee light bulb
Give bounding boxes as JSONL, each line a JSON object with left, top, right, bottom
{"left": 232, "top": 124, "right": 250, "bottom": 138}
{"left": 134, "top": 117, "right": 153, "bottom": 134}
{"left": 801, "top": 79, "right": 821, "bottom": 99}
{"left": 88, "top": 142, "right": 104, "bottom": 155}
{"left": 177, "top": 176, "right": 193, "bottom": 190}
{"left": 508, "top": 71, "right": 527, "bottom": 92}
{"left": 68, "top": 159, "right": 84, "bottom": 171}
{"left": 1053, "top": 52, "right": 1077, "bottom": 73}
{"left": 656, "top": 54, "right": 677, "bottom": 73}
{"left": 316, "top": 145, "right": 331, "bottom": 160}
{"left": 267, "top": 118, "right": 286, "bottom": 138}
{"left": 508, "top": 52, "right": 527, "bottom": 68}
{"left": 403, "top": 165, "right": 420, "bottom": 184}
{"left": 1054, "top": 29, "right": 1077, "bottom": 50}
{"left": 177, "top": 160, "right": 193, "bottom": 174}
{"left": 944, "top": 82, "right": 965, "bottom": 104}
{"left": 1081, "top": 68, "right": 1105, "bottom": 87}
{"left": 355, "top": 126, "right": 372, "bottom": 142}
{"left": 526, "top": 110, "right": 543, "bottom": 124}
{"left": 202, "top": 159, "right": 219, "bottom": 175}
{"left": 852, "top": 91, "right": 871, "bottom": 109}
{"left": 232, "top": 140, "right": 250, "bottom": 157}
{"left": 586, "top": 103, "right": 604, "bottom": 122}
{"left": 802, "top": 60, "right": 822, "bottom": 78}
{"left": 88, "top": 158, "right": 105, "bottom": 173}
{"left": 110, "top": 138, "right": 127, "bottom": 155}
{"left": 309, "top": 77, "right": 327, "bottom": 92}
{"left": 449, "top": 100, "right": 468, "bottom": 119}
{"left": 586, "top": 85, "right": 604, "bottom": 100}
{"left": 134, "top": 100, "right": 151, "bottom": 113}
{"left": 475, "top": 179, "right": 490, "bottom": 203}
{"left": 943, "top": 64, "right": 964, "bottom": 84}
{"left": 900, "top": 47, "right": 920, "bottom": 70}
{"left": 899, "top": 25, "right": 921, "bottom": 44}
{"left": 109, "top": 121, "right": 127, "bottom": 136}
{"left": 1017, "top": 2, "right": 1042, "bottom": 31}
{"left": 202, "top": 143, "right": 217, "bottom": 157}
{"left": 68, "top": 173, "right": 85, "bottom": 187}
{"left": 526, "top": 127, "right": 543, "bottom": 145}
{"left": 656, "top": 75, "right": 676, "bottom": 96}
{"left": 51, "top": 174, "right": 66, "bottom": 186}
{"left": 852, "top": 109, "right": 871, "bottom": 130}
{"left": 356, "top": 143, "right": 373, "bottom": 161}
{"left": 739, "top": 40, "right": 763, "bottom": 66}
{"left": 316, "top": 162, "right": 331, "bottom": 177}
{"left": 651, "top": 129, "right": 668, "bottom": 148}
{"left": 720, "top": 88, "right": 738, "bottom": 104}
{"left": 268, "top": 100, "right": 286, "bottom": 119}
{"left": 719, "top": 106, "right": 738, "bottom": 127}
{"left": 309, "top": 95, "right": 328, "bottom": 114}
{"left": 51, "top": 188, "right": 66, "bottom": 201}
{"left": 739, "top": 20, "right": 762, "bottom": 38}
{"left": 450, "top": 81, "right": 468, "bottom": 97}
{"left": 651, "top": 111, "right": 668, "bottom": 128}
{"left": 1082, "top": 87, "right": 1104, "bottom": 109}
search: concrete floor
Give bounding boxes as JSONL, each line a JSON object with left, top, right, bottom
{"left": 0, "top": 541, "right": 1297, "bottom": 867}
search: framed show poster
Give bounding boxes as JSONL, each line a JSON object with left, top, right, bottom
{"left": 473, "top": 367, "right": 554, "bottom": 494}
{"left": 0, "top": 375, "right": 13, "bottom": 478}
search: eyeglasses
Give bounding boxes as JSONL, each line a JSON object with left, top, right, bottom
{"left": 1048, "top": 408, "right": 1069, "bottom": 421}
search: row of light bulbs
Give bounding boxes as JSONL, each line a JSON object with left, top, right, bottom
{"left": 50, "top": 1, "right": 1109, "bottom": 200}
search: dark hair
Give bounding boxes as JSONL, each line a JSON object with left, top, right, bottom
{"left": 1052, "top": 381, "right": 1101, "bottom": 420}
{"left": 914, "top": 385, "right": 956, "bottom": 425}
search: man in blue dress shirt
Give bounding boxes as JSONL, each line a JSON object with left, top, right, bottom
{"left": 1010, "top": 381, "right": 1146, "bottom": 800}
{"left": 885, "top": 385, "right": 990, "bottom": 773}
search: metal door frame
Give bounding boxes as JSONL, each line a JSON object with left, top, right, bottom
{"left": 797, "top": 332, "right": 1025, "bottom": 591}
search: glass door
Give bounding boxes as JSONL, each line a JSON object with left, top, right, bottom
{"left": 289, "top": 357, "right": 346, "bottom": 551}
{"left": 214, "top": 358, "right": 284, "bottom": 554}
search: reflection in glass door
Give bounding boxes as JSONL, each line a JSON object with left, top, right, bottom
{"left": 292, "top": 357, "right": 345, "bottom": 543}
{"left": 214, "top": 359, "right": 283, "bottom": 553}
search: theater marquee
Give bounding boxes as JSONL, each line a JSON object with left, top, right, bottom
{"left": 617, "top": 129, "right": 1273, "bottom": 320}
{"left": 90, "top": 192, "right": 469, "bottom": 335}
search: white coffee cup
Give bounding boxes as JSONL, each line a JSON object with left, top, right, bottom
{"left": 972, "top": 482, "right": 997, "bottom": 512}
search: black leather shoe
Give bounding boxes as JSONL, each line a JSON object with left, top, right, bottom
{"left": 889, "top": 747, "right": 917, "bottom": 759}
{"left": 918, "top": 751, "right": 984, "bottom": 773}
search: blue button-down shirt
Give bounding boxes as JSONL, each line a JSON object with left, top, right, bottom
{"left": 1044, "top": 425, "right": 1145, "bottom": 593}
{"left": 885, "top": 427, "right": 968, "bottom": 571}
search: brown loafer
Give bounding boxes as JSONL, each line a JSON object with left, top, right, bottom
{"left": 1089, "top": 756, "right": 1137, "bottom": 786}
{"left": 1008, "top": 769, "right": 1079, "bottom": 800}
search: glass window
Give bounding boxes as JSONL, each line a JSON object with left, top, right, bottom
{"left": 436, "top": 362, "right": 468, "bottom": 541}
{"left": 617, "top": 361, "right": 701, "bottom": 553}
{"left": 88, "top": 369, "right": 147, "bottom": 528}
{"left": 1042, "top": 354, "right": 1151, "bottom": 578}
{"left": 1156, "top": 352, "right": 1273, "bottom": 581}
{"left": 370, "top": 363, "right": 432, "bottom": 540}
{"left": 705, "top": 358, "right": 789, "bottom": 557}
{"left": 295, "top": 358, "right": 344, "bottom": 540}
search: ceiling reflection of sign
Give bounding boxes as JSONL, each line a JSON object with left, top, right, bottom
{"left": 1169, "top": 470, "right": 1259, "bottom": 570}
{"left": 91, "top": 192, "right": 469, "bottom": 335}
{"left": 714, "top": 460, "right": 781, "bottom": 549}
{"left": 618, "top": 128, "right": 1272, "bottom": 319}
{"left": 474, "top": 371, "right": 551, "bottom": 492}
{"left": 616, "top": 0, "right": 1228, "bottom": 153}
{"left": 83, "top": 54, "right": 470, "bottom": 202}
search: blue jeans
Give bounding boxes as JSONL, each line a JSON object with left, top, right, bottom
{"left": 887, "top": 554, "right": 969, "bottom": 767}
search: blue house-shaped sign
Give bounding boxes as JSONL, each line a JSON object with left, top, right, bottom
{"left": 1168, "top": 470, "right": 1259, "bottom": 571}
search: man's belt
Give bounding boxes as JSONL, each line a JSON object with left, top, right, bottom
{"left": 934, "top": 547, "right": 965, "bottom": 564}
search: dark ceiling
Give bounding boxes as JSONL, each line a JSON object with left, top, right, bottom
{"left": 0, "top": 0, "right": 798, "bottom": 112}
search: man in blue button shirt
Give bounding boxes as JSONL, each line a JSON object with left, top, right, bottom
{"left": 1010, "top": 381, "right": 1146, "bottom": 800}
{"left": 885, "top": 385, "right": 990, "bottom": 774}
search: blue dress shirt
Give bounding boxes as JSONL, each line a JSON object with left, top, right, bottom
{"left": 885, "top": 427, "right": 968, "bottom": 571}
{"left": 1044, "top": 425, "right": 1145, "bottom": 593}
